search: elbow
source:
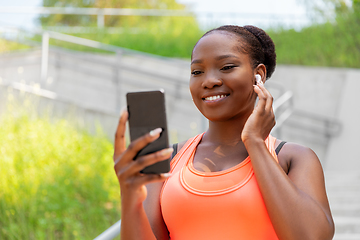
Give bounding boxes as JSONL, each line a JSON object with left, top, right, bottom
{"left": 305, "top": 217, "right": 335, "bottom": 240}
{"left": 324, "top": 216, "right": 335, "bottom": 240}
{"left": 319, "top": 210, "right": 335, "bottom": 240}
{"left": 289, "top": 214, "right": 335, "bottom": 240}
{"left": 309, "top": 206, "right": 335, "bottom": 240}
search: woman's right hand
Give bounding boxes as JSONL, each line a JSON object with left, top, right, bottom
{"left": 113, "top": 110, "right": 173, "bottom": 205}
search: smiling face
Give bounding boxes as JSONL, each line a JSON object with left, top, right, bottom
{"left": 190, "top": 31, "right": 258, "bottom": 122}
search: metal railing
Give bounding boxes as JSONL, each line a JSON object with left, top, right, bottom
{"left": 94, "top": 220, "right": 121, "bottom": 240}
{"left": 26, "top": 27, "right": 188, "bottom": 113}
{"left": 272, "top": 90, "right": 294, "bottom": 133}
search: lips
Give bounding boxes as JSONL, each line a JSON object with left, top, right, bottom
{"left": 202, "top": 93, "right": 229, "bottom": 102}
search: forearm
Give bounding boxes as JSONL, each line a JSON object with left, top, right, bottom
{"left": 244, "top": 138, "right": 334, "bottom": 240}
{"left": 120, "top": 196, "right": 157, "bottom": 240}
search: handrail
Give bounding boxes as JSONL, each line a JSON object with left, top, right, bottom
{"left": 272, "top": 91, "right": 294, "bottom": 133}
{"left": 285, "top": 110, "right": 342, "bottom": 138}
{"left": 273, "top": 91, "right": 293, "bottom": 112}
{"left": 93, "top": 220, "right": 121, "bottom": 240}
{"left": 0, "top": 7, "right": 194, "bottom": 16}
{"left": 0, "top": 26, "right": 190, "bottom": 111}
{"left": 0, "top": 26, "right": 190, "bottom": 65}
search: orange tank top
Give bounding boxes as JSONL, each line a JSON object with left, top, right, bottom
{"left": 160, "top": 133, "right": 279, "bottom": 240}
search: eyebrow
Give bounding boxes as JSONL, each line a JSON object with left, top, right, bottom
{"left": 216, "top": 54, "right": 239, "bottom": 60}
{"left": 191, "top": 54, "right": 240, "bottom": 65}
{"left": 191, "top": 59, "right": 203, "bottom": 65}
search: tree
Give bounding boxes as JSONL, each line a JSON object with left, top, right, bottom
{"left": 39, "top": 0, "right": 187, "bottom": 27}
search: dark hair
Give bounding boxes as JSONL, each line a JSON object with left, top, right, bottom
{"left": 198, "top": 25, "right": 276, "bottom": 79}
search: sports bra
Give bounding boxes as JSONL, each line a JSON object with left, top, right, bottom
{"left": 160, "top": 133, "right": 280, "bottom": 240}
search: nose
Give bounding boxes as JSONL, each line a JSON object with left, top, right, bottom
{"left": 202, "top": 72, "right": 222, "bottom": 89}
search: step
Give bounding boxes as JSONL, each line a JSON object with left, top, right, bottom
{"left": 334, "top": 233, "right": 360, "bottom": 240}
{"left": 328, "top": 192, "right": 360, "bottom": 199}
{"left": 334, "top": 217, "right": 360, "bottom": 234}
{"left": 331, "top": 204, "right": 360, "bottom": 217}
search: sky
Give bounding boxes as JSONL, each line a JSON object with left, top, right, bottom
{"left": 0, "top": 0, "right": 316, "bottom": 31}
{"left": 177, "top": 0, "right": 310, "bottom": 29}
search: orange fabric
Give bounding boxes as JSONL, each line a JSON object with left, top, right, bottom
{"left": 161, "top": 133, "right": 279, "bottom": 240}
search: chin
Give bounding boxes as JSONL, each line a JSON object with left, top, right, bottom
{"left": 201, "top": 111, "right": 234, "bottom": 122}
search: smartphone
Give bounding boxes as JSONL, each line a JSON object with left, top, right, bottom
{"left": 126, "top": 90, "right": 170, "bottom": 174}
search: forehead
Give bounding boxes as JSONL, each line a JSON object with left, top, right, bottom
{"left": 192, "top": 31, "right": 246, "bottom": 59}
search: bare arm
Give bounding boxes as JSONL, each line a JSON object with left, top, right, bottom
{"left": 113, "top": 111, "right": 172, "bottom": 240}
{"left": 143, "top": 182, "right": 170, "bottom": 240}
{"left": 143, "top": 141, "right": 186, "bottom": 239}
{"left": 242, "top": 82, "right": 334, "bottom": 240}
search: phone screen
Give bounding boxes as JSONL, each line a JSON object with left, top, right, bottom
{"left": 126, "top": 90, "right": 170, "bottom": 174}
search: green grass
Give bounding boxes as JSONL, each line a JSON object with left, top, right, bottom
{"left": 269, "top": 3, "right": 360, "bottom": 68}
{"left": 40, "top": 17, "right": 204, "bottom": 59}
{"left": 269, "top": 22, "right": 360, "bottom": 68}
{"left": 0, "top": 104, "right": 120, "bottom": 240}
{"left": 43, "top": 17, "right": 359, "bottom": 68}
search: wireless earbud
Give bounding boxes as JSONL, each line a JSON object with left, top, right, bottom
{"left": 255, "top": 74, "right": 262, "bottom": 85}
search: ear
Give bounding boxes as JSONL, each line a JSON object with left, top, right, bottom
{"left": 254, "top": 64, "right": 266, "bottom": 83}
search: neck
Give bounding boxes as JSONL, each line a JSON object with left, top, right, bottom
{"left": 203, "top": 112, "right": 251, "bottom": 146}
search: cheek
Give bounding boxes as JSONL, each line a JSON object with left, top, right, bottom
{"left": 189, "top": 78, "right": 199, "bottom": 98}
{"left": 189, "top": 79, "right": 203, "bottom": 110}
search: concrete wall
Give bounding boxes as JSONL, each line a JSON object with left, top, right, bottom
{"left": 269, "top": 65, "right": 360, "bottom": 170}
{"left": 1, "top": 49, "right": 359, "bottom": 170}
{"left": 0, "top": 49, "right": 203, "bottom": 144}
{"left": 270, "top": 65, "right": 348, "bottom": 118}
{"left": 325, "top": 69, "right": 360, "bottom": 171}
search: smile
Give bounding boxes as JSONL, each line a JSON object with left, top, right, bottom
{"left": 203, "top": 94, "right": 228, "bottom": 101}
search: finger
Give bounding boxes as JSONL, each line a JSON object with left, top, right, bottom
{"left": 127, "top": 172, "right": 172, "bottom": 188}
{"left": 124, "top": 148, "right": 173, "bottom": 176}
{"left": 114, "top": 109, "right": 128, "bottom": 159}
{"left": 257, "top": 83, "right": 274, "bottom": 111}
{"left": 121, "top": 128, "right": 163, "bottom": 165}
{"left": 254, "top": 85, "right": 266, "bottom": 110}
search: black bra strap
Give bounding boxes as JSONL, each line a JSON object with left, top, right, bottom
{"left": 171, "top": 143, "right": 178, "bottom": 160}
{"left": 275, "top": 141, "right": 287, "bottom": 155}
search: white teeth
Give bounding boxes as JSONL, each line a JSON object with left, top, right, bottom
{"left": 205, "top": 95, "right": 226, "bottom": 101}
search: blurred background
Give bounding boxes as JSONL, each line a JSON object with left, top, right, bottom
{"left": 0, "top": 0, "right": 359, "bottom": 239}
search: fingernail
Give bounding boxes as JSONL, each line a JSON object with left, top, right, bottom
{"left": 149, "top": 128, "right": 162, "bottom": 136}
{"left": 161, "top": 148, "right": 174, "bottom": 156}
{"left": 162, "top": 173, "right": 172, "bottom": 178}
{"left": 120, "top": 106, "right": 127, "bottom": 114}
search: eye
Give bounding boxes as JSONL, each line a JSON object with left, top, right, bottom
{"left": 221, "top": 65, "right": 236, "bottom": 71}
{"left": 191, "top": 70, "right": 203, "bottom": 76}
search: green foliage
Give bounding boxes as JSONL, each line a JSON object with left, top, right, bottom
{"left": 0, "top": 39, "right": 29, "bottom": 53}
{"left": 39, "top": 0, "right": 186, "bottom": 27}
{"left": 269, "top": 0, "right": 360, "bottom": 68}
{"left": 0, "top": 106, "right": 120, "bottom": 240}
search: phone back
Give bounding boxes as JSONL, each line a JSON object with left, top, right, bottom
{"left": 126, "top": 90, "right": 170, "bottom": 174}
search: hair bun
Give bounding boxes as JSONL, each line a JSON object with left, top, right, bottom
{"left": 243, "top": 25, "right": 276, "bottom": 79}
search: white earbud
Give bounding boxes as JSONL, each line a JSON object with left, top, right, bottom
{"left": 255, "top": 74, "right": 262, "bottom": 85}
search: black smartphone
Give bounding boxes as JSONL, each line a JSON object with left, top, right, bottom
{"left": 126, "top": 90, "right": 170, "bottom": 174}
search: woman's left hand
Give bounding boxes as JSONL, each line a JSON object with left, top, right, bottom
{"left": 241, "top": 81, "right": 276, "bottom": 143}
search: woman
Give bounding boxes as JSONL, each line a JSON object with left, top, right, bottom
{"left": 113, "top": 25, "right": 334, "bottom": 240}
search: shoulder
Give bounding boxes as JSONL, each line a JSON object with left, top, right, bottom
{"left": 170, "top": 140, "right": 188, "bottom": 160}
{"left": 275, "top": 139, "right": 323, "bottom": 176}
{"left": 274, "top": 139, "right": 331, "bottom": 220}
{"left": 177, "top": 140, "right": 187, "bottom": 152}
